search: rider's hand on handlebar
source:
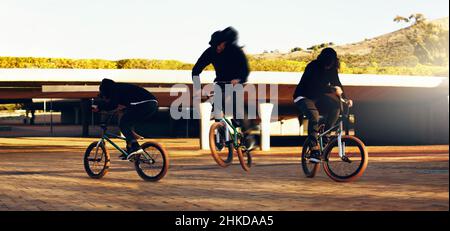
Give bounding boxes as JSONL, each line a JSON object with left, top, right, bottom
{"left": 333, "top": 86, "right": 344, "bottom": 97}
{"left": 345, "top": 99, "right": 354, "bottom": 108}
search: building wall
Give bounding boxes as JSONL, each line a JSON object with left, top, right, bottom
{"left": 354, "top": 96, "right": 449, "bottom": 145}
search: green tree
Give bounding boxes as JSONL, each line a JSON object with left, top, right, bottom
{"left": 290, "top": 47, "right": 303, "bottom": 53}
{"left": 394, "top": 15, "right": 409, "bottom": 23}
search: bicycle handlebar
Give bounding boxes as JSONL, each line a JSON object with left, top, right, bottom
{"left": 339, "top": 97, "right": 351, "bottom": 118}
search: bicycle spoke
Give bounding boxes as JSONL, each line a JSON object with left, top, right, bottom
{"left": 138, "top": 146, "right": 164, "bottom": 177}
{"left": 326, "top": 139, "right": 363, "bottom": 178}
{"left": 84, "top": 141, "right": 110, "bottom": 179}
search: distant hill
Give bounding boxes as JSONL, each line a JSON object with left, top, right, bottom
{"left": 252, "top": 17, "right": 449, "bottom": 69}
{"left": 0, "top": 17, "right": 448, "bottom": 76}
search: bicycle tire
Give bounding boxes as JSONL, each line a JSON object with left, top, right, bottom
{"left": 237, "top": 147, "right": 252, "bottom": 172}
{"left": 134, "top": 141, "right": 169, "bottom": 182}
{"left": 322, "top": 136, "right": 368, "bottom": 182}
{"left": 209, "top": 122, "right": 234, "bottom": 167}
{"left": 301, "top": 137, "right": 320, "bottom": 178}
{"left": 83, "top": 141, "right": 110, "bottom": 179}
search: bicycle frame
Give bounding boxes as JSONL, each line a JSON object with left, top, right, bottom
{"left": 317, "top": 98, "right": 350, "bottom": 159}
{"left": 94, "top": 128, "right": 156, "bottom": 164}
{"left": 318, "top": 118, "right": 345, "bottom": 158}
{"left": 215, "top": 117, "right": 241, "bottom": 149}
{"left": 208, "top": 91, "right": 243, "bottom": 149}
{"left": 96, "top": 131, "right": 129, "bottom": 157}
{"left": 93, "top": 111, "right": 140, "bottom": 159}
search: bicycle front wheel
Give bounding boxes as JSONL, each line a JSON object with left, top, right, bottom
{"left": 209, "top": 122, "right": 234, "bottom": 167}
{"left": 323, "top": 136, "right": 368, "bottom": 182}
{"left": 84, "top": 141, "right": 110, "bottom": 179}
{"left": 134, "top": 142, "right": 169, "bottom": 182}
{"left": 301, "top": 137, "right": 320, "bottom": 178}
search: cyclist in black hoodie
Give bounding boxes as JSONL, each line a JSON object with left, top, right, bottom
{"left": 93, "top": 78, "right": 158, "bottom": 160}
{"left": 293, "top": 48, "right": 353, "bottom": 163}
{"left": 192, "top": 27, "right": 255, "bottom": 150}
{"left": 192, "top": 27, "right": 250, "bottom": 84}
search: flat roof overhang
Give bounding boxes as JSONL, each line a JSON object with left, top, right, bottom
{"left": 1, "top": 69, "right": 448, "bottom": 107}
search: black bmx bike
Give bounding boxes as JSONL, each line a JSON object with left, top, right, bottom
{"left": 83, "top": 111, "right": 169, "bottom": 182}
{"left": 301, "top": 98, "right": 368, "bottom": 182}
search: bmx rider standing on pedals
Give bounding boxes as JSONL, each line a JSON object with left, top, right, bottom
{"left": 192, "top": 26, "right": 256, "bottom": 151}
{"left": 92, "top": 78, "right": 159, "bottom": 161}
{"left": 293, "top": 48, "right": 353, "bottom": 163}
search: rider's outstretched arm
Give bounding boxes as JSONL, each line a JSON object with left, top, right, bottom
{"left": 192, "top": 48, "right": 213, "bottom": 79}
{"left": 330, "top": 70, "right": 347, "bottom": 99}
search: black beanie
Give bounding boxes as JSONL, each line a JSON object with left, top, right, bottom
{"left": 99, "top": 78, "right": 115, "bottom": 98}
{"left": 222, "top": 27, "right": 238, "bottom": 45}
{"left": 209, "top": 30, "right": 225, "bottom": 47}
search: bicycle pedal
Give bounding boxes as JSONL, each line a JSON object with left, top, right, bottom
{"left": 341, "top": 156, "right": 352, "bottom": 163}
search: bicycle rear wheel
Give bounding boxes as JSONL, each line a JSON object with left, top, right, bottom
{"left": 301, "top": 137, "right": 320, "bottom": 178}
{"left": 323, "top": 136, "right": 368, "bottom": 182}
{"left": 209, "top": 122, "right": 234, "bottom": 167}
{"left": 134, "top": 142, "right": 169, "bottom": 182}
{"left": 237, "top": 148, "right": 252, "bottom": 172}
{"left": 84, "top": 141, "right": 110, "bottom": 179}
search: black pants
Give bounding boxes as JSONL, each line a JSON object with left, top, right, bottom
{"left": 120, "top": 101, "right": 158, "bottom": 144}
{"left": 214, "top": 84, "right": 253, "bottom": 134}
{"left": 295, "top": 94, "right": 341, "bottom": 146}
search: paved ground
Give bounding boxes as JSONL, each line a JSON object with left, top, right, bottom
{"left": 0, "top": 137, "right": 448, "bottom": 211}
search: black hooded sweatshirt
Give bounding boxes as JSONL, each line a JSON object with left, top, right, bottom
{"left": 192, "top": 44, "right": 250, "bottom": 83}
{"left": 293, "top": 60, "right": 345, "bottom": 100}
{"left": 97, "top": 79, "right": 157, "bottom": 111}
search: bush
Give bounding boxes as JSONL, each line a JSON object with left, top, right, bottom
{"left": 0, "top": 57, "right": 117, "bottom": 69}
{"left": 0, "top": 104, "right": 22, "bottom": 111}
{"left": 290, "top": 47, "right": 303, "bottom": 53}
{"left": 0, "top": 55, "right": 448, "bottom": 76}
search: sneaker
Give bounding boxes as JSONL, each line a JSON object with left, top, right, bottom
{"left": 243, "top": 135, "right": 256, "bottom": 151}
{"left": 309, "top": 147, "right": 322, "bottom": 163}
{"left": 118, "top": 145, "right": 133, "bottom": 160}
{"left": 127, "top": 146, "right": 145, "bottom": 161}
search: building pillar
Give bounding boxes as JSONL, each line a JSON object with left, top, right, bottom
{"left": 200, "top": 102, "right": 213, "bottom": 150}
{"left": 300, "top": 119, "right": 306, "bottom": 136}
{"left": 74, "top": 107, "right": 80, "bottom": 125}
{"left": 80, "top": 99, "right": 90, "bottom": 137}
{"left": 259, "top": 103, "right": 274, "bottom": 151}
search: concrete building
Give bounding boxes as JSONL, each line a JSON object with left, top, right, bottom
{"left": 1, "top": 69, "right": 448, "bottom": 149}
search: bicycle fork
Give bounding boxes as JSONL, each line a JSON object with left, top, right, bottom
{"left": 337, "top": 121, "right": 346, "bottom": 158}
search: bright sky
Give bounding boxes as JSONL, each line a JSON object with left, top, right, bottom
{"left": 0, "top": 0, "right": 448, "bottom": 63}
